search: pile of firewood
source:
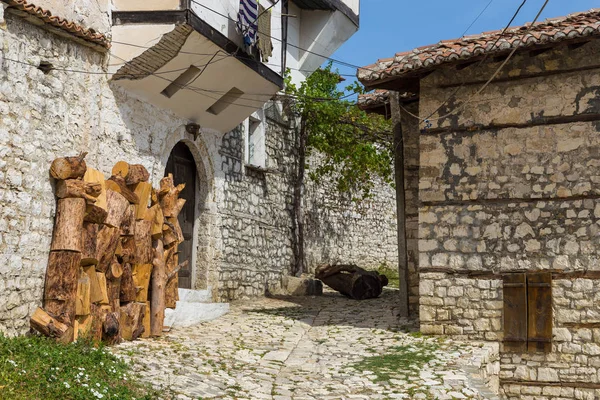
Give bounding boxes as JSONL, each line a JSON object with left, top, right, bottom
{"left": 30, "top": 153, "right": 187, "bottom": 344}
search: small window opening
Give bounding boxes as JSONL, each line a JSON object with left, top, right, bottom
{"left": 38, "top": 61, "right": 53, "bottom": 74}
{"left": 245, "top": 111, "right": 266, "bottom": 169}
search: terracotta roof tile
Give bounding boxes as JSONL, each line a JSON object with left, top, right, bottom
{"left": 358, "top": 9, "right": 600, "bottom": 86}
{"left": 357, "top": 90, "right": 415, "bottom": 111}
{"left": 1, "top": 0, "right": 110, "bottom": 50}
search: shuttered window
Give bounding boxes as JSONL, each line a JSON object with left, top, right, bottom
{"left": 503, "top": 272, "right": 552, "bottom": 353}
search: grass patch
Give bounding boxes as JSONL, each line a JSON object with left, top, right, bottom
{"left": 0, "top": 334, "right": 160, "bottom": 400}
{"left": 376, "top": 264, "right": 399, "bottom": 289}
{"left": 350, "top": 342, "right": 440, "bottom": 382}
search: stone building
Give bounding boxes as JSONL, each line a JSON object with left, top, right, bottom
{"left": 0, "top": 0, "right": 399, "bottom": 336}
{"left": 359, "top": 9, "right": 600, "bottom": 399}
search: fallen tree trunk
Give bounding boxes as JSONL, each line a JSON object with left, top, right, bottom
{"left": 315, "top": 264, "right": 388, "bottom": 300}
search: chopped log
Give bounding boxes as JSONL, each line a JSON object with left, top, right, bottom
{"left": 50, "top": 198, "right": 86, "bottom": 252}
{"left": 165, "top": 252, "right": 179, "bottom": 309}
{"left": 106, "top": 176, "right": 139, "bottom": 204}
{"left": 76, "top": 269, "right": 91, "bottom": 316}
{"left": 174, "top": 198, "right": 186, "bottom": 217}
{"left": 315, "top": 264, "right": 389, "bottom": 300}
{"left": 107, "top": 259, "right": 124, "bottom": 280}
{"left": 142, "top": 301, "right": 151, "bottom": 338}
{"left": 150, "top": 239, "right": 166, "bottom": 336}
{"left": 162, "top": 222, "right": 178, "bottom": 248}
{"left": 158, "top": 174, "right": 185, "bottom": 217}
{"left": 132, "top": 182, "right": 152, "bottom": 220}
{"left": 151, "top": 188, "right": 159, "bottom": 206}
{"left": 102, "top": 311, "right": 121, "bottom": 345}
{"left": 166, "top": 216, "right": 184, "bottom": 244}
{"left": 145, "top": 205, "right": 164, "bottom": 239}
{"left": 73, "top": 314, "right": 93, "bottom": 342}
{"left": 55, "top": 179, "right": 102, "bottom": 203}
{"left": 50, "top": 153, "right": 87, "bottom": 180}
{"left": 95, "top": 272, "right": 110, "bottom": 305}
{"left": 112, "top": 162, "right": 150, "bottom": 185}
{"left": 84, "top": 168, "right": 107, "bottom": 223}
{"left": 119, "top": 302, "right": 146, "bottom": 341}
{"left": 107, "top": 275, "right": 121, "bottom": 312}
{"left": 167, "top": 260, "right": 188, "bottom": 283}
{"left": 30, "top": 307, "right": 70, "bottom": 339}
{"left": 104, "top": 190, "right": 129, "bottom": 228}
{"left": 134, "top": 220, "right": 153, "bottom": 264}
{"left": 88, "top": 304, "right": 106, "bottom": 343}
{"left": 132, "top": 264, "right": 153, "bottom": 302}
{"left": 96, "top": 226, "right": 120, "bottom": 273}
{"left": 120, "top": 205, "right": 136, "bottom": 236}
{"left": 83, "top": 266, "right": 104, "bottom": 304}
{"left": 120, "top": 263, "right": 137, "bottom": 303}
{"left": 81, "top": 222, "right": 98, "bottom": 266}
{"left": 119, "top": 236, "right": 137, "bottom": 264}
{"left": 44, "top": 251, "right": 81, "bottom": 325}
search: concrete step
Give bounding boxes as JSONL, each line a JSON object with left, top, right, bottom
{"left": 177, "top": 288, "right": 213, "bottom": 303}
{"left": 163, "top": 288, "right": 229, "bottom": 329}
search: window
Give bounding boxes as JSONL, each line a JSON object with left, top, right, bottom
{"left": 503, "top": 272, "right": 552, "bottom": 353}
{"left": 245, "top": 110, "right": 266, "bottom": 169}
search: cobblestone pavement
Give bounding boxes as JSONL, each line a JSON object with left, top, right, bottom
{"left": 114, "top": 289, "right": 495, "bottom": 400}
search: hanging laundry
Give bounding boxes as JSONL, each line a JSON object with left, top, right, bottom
{"left": 257, "top": 4, "right": 273, "bottom": 62}
{"left": 237, "top": 0, "right": 259, "bottom": 47}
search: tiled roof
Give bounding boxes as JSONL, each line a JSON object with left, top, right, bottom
{"left": 1, "top": 0, "right": 110, "bottom": 50}
{"left": 358, "top": 9, "right": 600, "bottom": 87}
{"left": 357, "top": 90, "right": 416, "bottom": 112}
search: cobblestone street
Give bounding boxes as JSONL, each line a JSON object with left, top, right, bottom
{"left": 114, "top": 289, "right": 499, "bottom": 400}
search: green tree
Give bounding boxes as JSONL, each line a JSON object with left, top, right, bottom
{"left": 284, "top": 64, "right": 393, "bottom": 275}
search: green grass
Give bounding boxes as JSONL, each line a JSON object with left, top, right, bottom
{"left": 376, "top": 264, "right": 399, "bottom": 289}
{"left": 350, "top": 343, "right": 440, "bottom": 382}
{"left": 0, "top": 334, "right": 161, "bottom": 400}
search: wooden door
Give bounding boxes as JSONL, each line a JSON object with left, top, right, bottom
{"left": 165, "top": 142, "right": 196, "bottom": 289}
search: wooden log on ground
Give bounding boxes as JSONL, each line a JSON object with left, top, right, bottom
{"left": 75, "top": 269, "right": 91, "bottom": 316}
{"left": 50, "top": 198, "right": 86, "bottom": 252}
{"left": 50, "top": 153, "right": 87, "bottom": 180}
{"left": 30, "top": 307, "right": 70, "bottom": 339}
{"left": 150, "top": 239, "right": 166, "bottom": 336}
{"left": 55, "top": 179, "right": 102, "bottom": 203}
{"left": 142, "top": 301, "right": 151, "bottom": 338}
{"left": 95, "top": 272, "right": 110, "bottom": 305}
{"left": 315, "top": 264, "right": 389, "bottom": 301}
{"left": 96, "top": 226, "right": 120, "bottom": 274}
{"left": 81, "top": 222, "right": 98, "bottom": 266}
{"left": 132, "top": 182, "right": 152, "bottom": 220}
{"left": 102, "top": 311, "right": 121, "bottom": 345}
{"left": 112, "top": 162, "right": 150, "bottom": 186}
{"left": 120, "top": 302, "right": 146, "bottom": 341}
{"left": 120, "top": 205, "right": 136, "bottom": 236}
{"left": 132, "top": 264, "right": 153, "bottom": 302}
{"left": 165, "top": 252, "right": 179, "bottom": 309}
{"left": 158, "top": 174, "right": 185, "bottom": 217}
{"left": 120, "top": 263, "right": 137, "bottom": 303}
{"left": 73, "top": 314, "right": 93, "bottom": 341}
{"left": 84, "top": 168, "right": 108, "bottom": 224}
{"left": 104, "top": 190, "right": 129, "bottom": 228}
{"left": 134, "top": 220, "right": 153, "bottom": 264}
{"left": 106, "top": 176, "right": 139, "bottom": 204}
{"left": 83, "top": 266, "right": 104, "bottom": 304}
{"left": 44, "top": 251, "right": 82, "bottom": 325}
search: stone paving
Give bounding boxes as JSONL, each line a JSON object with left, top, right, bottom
{"left": 113, "top": 289, "right": 498, "bottom": 400}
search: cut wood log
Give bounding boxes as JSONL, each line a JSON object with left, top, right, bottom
{"left": 107, "top": 274, "right": 121, "bottom": 312}
{"left": 132, "top": 264, "right": 153, "bottom": 302}
{"left": 134, "top": 220, "right": 153, "bottom": 264}
{"left": 55, "top": 179, "right": 102, "bottom": 202}
{"left": 88, "top": 304, "right": 106, "bottom": 343}
{"left": 73, "top": 314, "right": 93, "bottom": 342}
{"left": 120, "top": 263, "right": 137, "bottom": 303}
{"left": 84, "top": 168, "right": 107, "bottom": 223}
{"left": 167, "top": 260, "right": 188, "bottom": 284}
{"left": 145, "top": 205, "right": 164, "bottom": 239}
{"left": 50, "top": 153, "right": 87, "bottom": 180}
{"left": 106, "top": 176, "right": 139, "bottom": 204}
{"left": 158, "top": 174, "right": 185, "bottom": 217}
{"left": 107, "top": 258, "right": 124, "bottom": 280}
{"left": 112, "top": 162, "right": 150, "bottom": 185}
{"left": 81, "top": 222, "right": 98, "bottom": 266}
{"left": 119, "top": 236, "right": 136, "bottom": 264}
{"left": 119, "top": 302, "right": 146, "bottom": 341}
{"left": 150, "top": 188, "right": 159, "bottom": 206}
{"left": 315, "top": 264, "right": 389, "bottom": 301}
{"left": 95, "top": 272, "right": 110, "bottom": 305}
{"left": 30, "top": 307, "right": 70, "bottom": 339}
{"left": 76, "top": 269, "right": 91, "bottom": 316}
{"left": 102, "top": 311, "right": 121, "bottom": 345}
{"left": 173, "top": 198, "right": 186, "bottom": 217}
{"left": 162, "top": 222, "right": 178, "bottom": 248}
{"left": 50, "top": 198, "right": 86, "bottom": 252}
{"left": 142, "top": 301, "right": 151, "bottom": 338}
{"left": 44, "top": 251, "right": 82, "bottom": 325}
{"left": 83, "top": 266, "right": 104, "bottom": 304}
{"left": 166, "top": 216, "right": 184, "bottom": 244}
{"left": 165, "top": 252, "right": 179, "bottom": 309}
{"left": 150, "top": 239, "right": 166, "bottom": 336}
{"left": 120, "top": 205, "right": 136, "bottom": 236}
{"left": 132, "top": 182, "right": 152, "bottom": 220}
{"left": 84, "top": 205, "right": 108, "bottom": 224}
{"left": 96, "top": 226, "right": 120, "bottom": 274}
{"left": 104, "top": 190, "right": 129, "bottom": 228}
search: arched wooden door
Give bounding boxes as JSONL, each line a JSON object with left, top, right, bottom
{"left": 165, "top": 142, "right": 196, "bottom": 289}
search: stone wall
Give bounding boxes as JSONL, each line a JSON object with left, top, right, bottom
{"left": 417, "top": 38, "right": 600, "bottom": 397}
{"left": 17, "top": 0, "right": 112, "bottom": 34}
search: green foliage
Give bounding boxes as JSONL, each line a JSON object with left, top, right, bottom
{"left": 376, "top": 263, "right": 399, "bottom": 289}
{"left": 284, "top": 64, "right": 393, "bottom": 199}
{"left": 0, "top": 334, "right": 160, "bottom": 400}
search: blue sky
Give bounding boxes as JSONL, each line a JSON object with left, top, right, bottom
{"left": 331, "top": 0, "right": 599, "bottom": 76}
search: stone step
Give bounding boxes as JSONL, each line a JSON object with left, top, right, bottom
{"left": 177, "top": 288, "right": 213, "bottom": 303}
{"left": 164, "top": 301, "right": 230, "bottom": 328}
